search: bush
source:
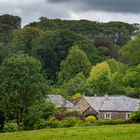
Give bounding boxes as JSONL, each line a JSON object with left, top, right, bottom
{"left": 95, "top": 119, "right": 125, "bottom": 126}
{"left": 4, "top": 121, "right": 18, "bottom": 132}
{"left": 55, "top": 111, "right": 84, "bottom": 120}
{"left": 23, "top": 101, "right": 56, "bottom": 130}
{"left": 85, "top": 116, "right": 96, "bottom": 123}
{"left": 130, "top": 110, "right": 140, "bottom": 123}
{"left": 60, "top": 117, "right": 81, "bottom": 127}
{"left": 33, "top": 119, "right": 47, "bottom": 130}
{"left": 46, "top": 117, "right": 60, "bottom": 128}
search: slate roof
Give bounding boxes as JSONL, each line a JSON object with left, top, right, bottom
{"left": 47, "top": 94, "right": 65, "bottom": 108}
{"left": 65, "top": 100, "right": 74, "bottom": 108}
{"left": 47, "top": 94, "right": 74, "bottom": 108}
{"left": 84, "top": 95, "right": 140, "bottom": 112}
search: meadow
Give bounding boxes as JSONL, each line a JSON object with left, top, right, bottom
{"left": 0, "top": 124, "right": 140, "bottom": 140}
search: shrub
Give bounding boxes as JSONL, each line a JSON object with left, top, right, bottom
{"left": 33, "top": 119, "right": 47, "bottom": 130}
{"left": 130, "top": 110, "right": 140, "bottom": 123}
{"left": 23, "top": 101, "right": 56, "bottom": 130}
{"left": 95, "top": 119, "right": 125, "bottom": 125}
{"left": 60, "top": 117, "right": 81, "bottom": 127}
{"left": 46, "top": 117, "right": 60, "bottom": 128}
{"left": 3, "top": 121, "right": 18, "bottom": 132}
{"left": 55, "top": 111, "right": 84, "bottom": 120}
{"left": 85, "top": 116, "right": 96, "bottom": 123}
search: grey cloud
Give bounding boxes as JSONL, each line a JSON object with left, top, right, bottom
{"left": 48, "top": 0, "right": 140, "bottom": 13}
{"left": 0, "top": 0, "right": 70, "bottom": 25}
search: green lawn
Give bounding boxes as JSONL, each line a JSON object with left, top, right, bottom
{"left": 0, "top": 124, "right": 140, "bottom": 140}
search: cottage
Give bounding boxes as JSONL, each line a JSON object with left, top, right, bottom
{"left": 73, "top": 95, "right": 140, "bottom": 120}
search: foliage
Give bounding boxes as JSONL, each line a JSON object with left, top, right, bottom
{"left": 59, "top": 117, "right": 81, "bottom": 127}
{"left": 72, "top": 93, "right": 82, "bottom": 99}
{"left": 58, "top": 46, "right": 92, "bottom": 84}
{"left": 11, "top": 27, "right": 42, "bottom": 54}
{"left": 0, "top": 54, "right": 48, "bottom": 123}
{"left": 120, "top": 35, "right": 140, "bottom": 65}
{"left": 32, "top": 29, "right": 85, "bottom": 82}
{"left": 28, "top": 18, "right": 138, "bottom": 46}
{"left": 32, "top": 119, "right": 47, "bottom": 130}
{"left": 88, "top": 61, "right": 111, "bottom": 95}
{"left": 0, "top": 43, "right": 9, "bottom": 64}
{"left": 122, "top": 64, "right": 140, "bottom": 97}
{"left": 94, "top": 36, "right": 118, "bottom": 58}
{"left": 130, "top": 110, "right": 140, "bottom": 123}
{"left": 74, "top": 39, "right": 100, "bottom": 65}
{"left": 85, "top": 116, "right": 96, "bottom": 123}
{"left": 0, "top": 14, "right": 21, "bottom": 44}
{"left": 3, "top": 121, "right": 18, "bottom": 132}
{"left": 94, "top": 119, "right": 127, "bottom": 126}
{"left": 23, "top": 101, "right": 55, "bottom": 130}
{"left": 46, "top": 117, "right": 60, "bottom": 128}
{"left": 61, "top": 72, "right": 93, "bottom": 96}
{"left": 54, "top": 111, "right": 84, "bottom": 121}
{"left": 106, "top": 59, "right": 128, "bottom": 95}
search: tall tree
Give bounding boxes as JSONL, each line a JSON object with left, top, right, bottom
{"left": 120, "top": 35, "right": 140, "bottom": 65}
{"left": 58, "top": 46, "right": 92, "bottom": 84}
{"left": 0, "top": 54, "right": 48, "bottom": 124}
{"left": 32, "top": 29, "right": 85, "bottom": 82}
{"left": 11, "top": 27, "right": 42, "bottom": 54}
{"left": 88, "top": 61, "right": 111, "bottom": 95}
{"left": 0, "top": 14, "right": 21, "bottom": 44}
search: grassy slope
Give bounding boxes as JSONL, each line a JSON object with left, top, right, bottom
{"left": 0, "top": 124, "right": 140, "bottom": 140}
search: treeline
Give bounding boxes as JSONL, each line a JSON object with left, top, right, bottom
{"left": 0, "top": 14, "right": 140, "bottom": 96}
{"left": 0, "top": 14, "right": 140, "bottom": 130}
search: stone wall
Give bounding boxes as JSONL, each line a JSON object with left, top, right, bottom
{"left": 98, "top": 111, "right": 131, "bottom": 120}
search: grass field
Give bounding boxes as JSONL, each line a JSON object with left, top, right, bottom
{"left": 0, "top": 124, "right": 140, "bottom": 140}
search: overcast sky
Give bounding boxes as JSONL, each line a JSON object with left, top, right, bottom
{"left": 0, "top": 0, "right": 140, "bottom": 25}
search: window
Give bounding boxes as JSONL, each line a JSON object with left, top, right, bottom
{"left": 126, "top": 113, "right": 131, "bottom": 120}
{"left": 104, "top": 113, "right": 111, "bottom": 119}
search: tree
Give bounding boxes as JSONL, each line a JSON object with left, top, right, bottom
{"left": 88, "top": 61, "right": 111, "bottom": 95}
{"left": 11, "top": 27, "right": 42, "bottom": 54}
{"left": 94, "top": 36, "right": 118, "bottom": 59}
{"left": 32, "top": 29, "right": 85, "bottom": 83}
{"left": 106, "top": 59, "right": 128, "bottom": 95}
{"left": 120, "top": 35, "right": 140, "bottom": 65}
{"left": 0, "top": 43, "right": 9, "bottom": 64}
{"left": 0, "top": 54, "right": 48, "bottom": 124}
{"left": 23, "top": 101, "right": 55, "bottom": 130}
{"left": 0, "top": 14, "right": 21, "bottom": 44}
{"left": 74, "top": 39, "right": 100, "bottom": 65}
{"left": 58, "top": 46, "right": 92, "bottom": 84}
{"left": 122, "top": 64, "right": 140, "bottom": 97}
{"left": 61, "top": 72, "right": 94, "bottom": 96}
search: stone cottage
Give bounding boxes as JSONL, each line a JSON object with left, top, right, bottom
{"left": 72, "top": 95, "right": 140, "bottom": 120}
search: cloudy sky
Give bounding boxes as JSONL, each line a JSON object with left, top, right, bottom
{"left": 0, "top": 0, "right": 140, "bottom": 25}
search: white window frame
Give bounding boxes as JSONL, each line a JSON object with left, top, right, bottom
{"left": 126, "top": 113, "right": 131, "bottom": 120}
{"left": 104, "top": 112, "right": 111, "bottom": 119}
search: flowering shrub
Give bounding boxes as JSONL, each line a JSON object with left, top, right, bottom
{"left": 55, "top": 111, "right": 84, "bottom": 120}
{"left": 85, "top": 116, "right": 96, "bottom": 123}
